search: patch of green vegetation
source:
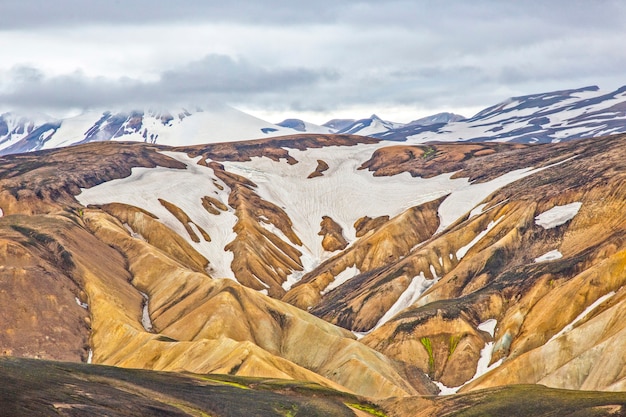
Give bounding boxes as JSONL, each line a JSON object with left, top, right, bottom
{"left": 421, "top": 146, "right": 437, "bottom": 159}
{"left": 164, "top": 401, "right": 212, "bottom": 417}
{"left": 274, "top": 403, "right": 298, "bottom": 417}
{"left": 449, "top": 335, "right": 462, "bottom": 357}
{"left": 346, "top": 402, "right": 388, "bottom": 417}
{"left": 420, "top": 336, "right": 435, "bottom": 374}
{"left": 196, "top": 376, "right": 250, "bottom": 390}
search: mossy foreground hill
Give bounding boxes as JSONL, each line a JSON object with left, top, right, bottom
{"left": 0, "top": 357, "right": 363, "bottom": 416}
{"left": 3, "top": 357, "right": 626, "bottom": 416}
{"left": 1, "top": 134, "right": 626, "bottom": 414}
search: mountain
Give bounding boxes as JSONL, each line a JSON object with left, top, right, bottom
{"left": 0, "top": 106, "right": 326, "bottom": 156}
{"left": 406, "top": 112, "right": 465, "bottom": 127}
{"left": 4, "top": 84, "right": 625, "bottom": 158}
{"left": 2, "top": 128, "right": 626, "bottom": 414}
{"left": 322, "top": 118, "right": 356, "bottom": 131}
{"left": 276, "top": 118, "right": 334, "bottom": 134}
{"left": 378, "top": 85, "right": 626, "bottom": 143}
{"left": 335, "top": 114, "right": 405, "bottom": 136}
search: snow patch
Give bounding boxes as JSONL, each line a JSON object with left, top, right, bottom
{"left": 123, "top": 223, "right": 146, "bottom": 241}
{"left": 87, "top": 349, "right": 93, "bottom": 364}
{"left": 139, "top": 292, "right": 153, "bottom": 332}
{"left": 434, "top": 340, "right": 504, "bottom": 395}
{"left": 435, "top": 319, "right": 502, "bottom": 395}
{"left": 468, "top": 203, "right": 487, "bottom": 219}
{"left": 534, "top": 249, "right": 563, "bottom": 262}
{"left": 535, "top": 202, "right": 582, "bottom": 229}
{"left": 75, "top": 297, "right": 88, "bottom": 310}
{"left": 429, "top": 264, "right": 438, "bottom": 279}
{"left": 478, "top": 319, "right": 497, "bottom": 337}
{"left": 282, "top": 252, "right": 318, "bottom": 291}
{"left": 473, "top": 342, "right": 504, "bottom": 383}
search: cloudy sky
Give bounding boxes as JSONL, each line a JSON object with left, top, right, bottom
{"left": 1, "top": 0, "right": 625, "bottom": 123}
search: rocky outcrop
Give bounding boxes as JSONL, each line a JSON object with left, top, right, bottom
{"left": 319, "top": 215, "right": 348, "bottom": 252}
{"left": 307, "top": 159, "right": 329, "bottom": 178}
{"left": 354, "top": 215, "right": 389, "bottom": 237}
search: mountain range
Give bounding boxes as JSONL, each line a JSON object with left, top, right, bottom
{"left": 3, "top": 85, "right": 626, "bottom": 156}
{"left": 2, "top": 86, "right": 626, "bottom": 415}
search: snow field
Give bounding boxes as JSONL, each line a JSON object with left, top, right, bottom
{"left": 77, "top": 142, "right": 576, "bottom": 296}
{"left": 222, "top": 142, "right": 465, "bottom": 264}
{"left": 77, "top": 151, "right": 238, "bottom": 280}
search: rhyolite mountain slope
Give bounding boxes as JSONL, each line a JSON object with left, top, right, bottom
{"left": 1, "top": 132, "right": 626, "bottom": 414}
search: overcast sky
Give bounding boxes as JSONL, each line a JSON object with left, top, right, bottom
{"left": 1, "top": 0, "right": 625, "bottom": 123}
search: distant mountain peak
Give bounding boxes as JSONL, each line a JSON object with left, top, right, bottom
{"left": 376, "top": 85, "right": 626, "bottom": 143}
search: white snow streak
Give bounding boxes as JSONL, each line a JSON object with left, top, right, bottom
{"left": 123, "top": 223, "right": 146, "bottom": 241}
{"left": 548, "top": 291, "right": 616, "bottom": 343}
{"left": 321, "top": 265, "right": 360, "bottom": 295}
{"left": 74, "top": 297, "right": 88, "bottom": 310}
{"left": 435, "top": 319, "right": 502, "bottom": 395}
{"left": 534, "top": 249, "right": 563, "bottom": 262}
{"left": 455, "top": 218, "right": 503, "bottom": 260}
{"left": 139, "top": 291, "right": 153, "bottom": 332}
{"left": 468, "top": 203, "right": 487, "bottom": 219}
{"left": 535, "top": 202, "right": 582, "bottom": 229}
{"left": 434, "top": 343, "right": 503, "bottom": 395}
{"left": 372, "top": 272, "right": 436, "bottom": 330}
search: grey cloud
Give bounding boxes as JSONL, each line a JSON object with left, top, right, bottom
{"left": 3, "top": 0, "right": 624, "bottom": 30}
{"left": 1, "top": 1, "right": 626, "bottom": 120}
{"left": 0, "top": 0, "right": 369, "bottom": 28}
{"left": 0, "top": 55, "right": 338, "bottom": 111}
{"left": 160, "top": 55, "right": 338, "bottom": 94}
